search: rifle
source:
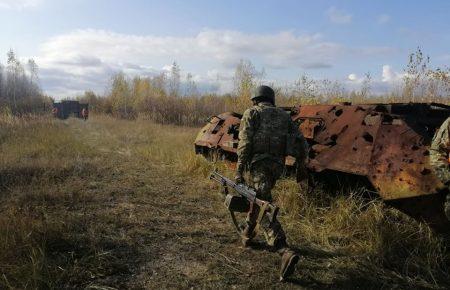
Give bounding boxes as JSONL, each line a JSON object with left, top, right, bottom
{"left": 210, "top": 170, "right": 279, "bottom": 235}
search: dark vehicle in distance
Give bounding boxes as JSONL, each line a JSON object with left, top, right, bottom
{"left": 53, "top": 100, "right": 89, "bottom": 120}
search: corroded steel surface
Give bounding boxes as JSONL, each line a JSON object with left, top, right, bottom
{"left": 195, "top": 102, "right": 450, "bottom": 229}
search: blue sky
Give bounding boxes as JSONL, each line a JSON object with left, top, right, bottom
{"left": 1, "top": 0, "right": 449, "bottom": 97}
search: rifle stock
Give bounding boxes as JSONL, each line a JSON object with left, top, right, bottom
{"left": 210, "top": 170, "right": 279, "bottom": 223}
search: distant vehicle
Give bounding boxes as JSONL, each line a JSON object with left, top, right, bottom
{"left": 53, "top": 100, "right": 89, "bottom": 120}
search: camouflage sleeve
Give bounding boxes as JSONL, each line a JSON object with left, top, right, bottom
{"left": 236, "top": 108, "right": 258, "bottom": 174}
{"left": 430, "top": 118, "right": 450, "bottom": 184}
{"left": 431, "top": 117, "right": 450, "bottom": 161}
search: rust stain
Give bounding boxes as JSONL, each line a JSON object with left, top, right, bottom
{"left": 195, "top": 103, "right": 450, "bottom": 229}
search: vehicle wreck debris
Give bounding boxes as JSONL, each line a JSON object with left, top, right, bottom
{"left": 195, "top": 103, "right": 450, "bottom": 232}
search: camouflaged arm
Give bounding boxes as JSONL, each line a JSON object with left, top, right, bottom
{"left": 431, "top": 118, "right": 450, "bottom": 161}
{"left": 236, "top": 108, "right": 257, "bottom": 174}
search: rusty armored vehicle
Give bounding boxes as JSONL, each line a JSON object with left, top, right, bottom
{"left": 53, "top": 100, "right": 89, "bottom": 120}
{"left": 195, "top": 103, "right": 450, "bottom": 232}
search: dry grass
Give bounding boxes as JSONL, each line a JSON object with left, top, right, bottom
{"left": 0, "top": 114, "right": 449, "bottom": 289}
{"left": 274, "top": 179, "right": 449, "bottom": 287}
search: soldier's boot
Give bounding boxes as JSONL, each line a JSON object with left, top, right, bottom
{"left": 279, "top": 249, "right": 300, "bottom": 282}
{"left": 265, "top": 219, "right": 299, "bottom": 281}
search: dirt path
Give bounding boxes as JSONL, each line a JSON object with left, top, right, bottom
{"left": 5, "top": 116, "right": 442, "bottom": 289}
{"left": 8, "top": 117, "right": 439, "bottom": 289}
{"left": 63, "top": 118, "right": 331, "bottom": 289}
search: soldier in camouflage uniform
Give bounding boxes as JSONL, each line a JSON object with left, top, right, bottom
{"left": 235, "top": 85, "right": 308, "bottom": 281}
{"left": 430, "top": 117, "right": 450, "bottom": 220}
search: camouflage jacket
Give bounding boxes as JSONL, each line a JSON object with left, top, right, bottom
{"left": 236, "top": 102, "right": 307, "bottom": 174}
{"left": 430, "top": 117, "right": 450, "bottom": 185}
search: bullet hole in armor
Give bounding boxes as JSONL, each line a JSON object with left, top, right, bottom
{"left": 409, "top": 159, "right": 414, "bottom": 163}
{"left": 382, "top": 114, "right": 393, "bottom": 124}
{"left": 372, "top": 175, "right": 377, "bottom": 179}
{"left": 362, "top": 132, "right": 374, "bottom": 143}
{"left": 421, "top": 168, "right": 431, "bottom": 175}
{"left": 377, "top": 170, "right": 382, "bottom": 173}
{"left": 423, "top": 150, "right": 430, "bottom": 156}
{"left": 335, "top": 109, "right": 343, "bottom": 117}
{"left": 352, "top": 147, "right": 357, "bottom": 151}
{"left": 411, "top": 145, "right": 419, "bottom": 150}
{"left": 339, "top": 125, "right": 349, "bottom": 134}
{"left": 399, "top": 178, "right": 403, "bottom": 181}
{"left": 227, "top": 124, "right": 239, "bottom": 139}
{"left": 325, "top": 134, "right": 338, "bottom": 146}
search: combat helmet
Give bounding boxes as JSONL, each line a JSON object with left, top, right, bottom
{"left": 251, "top": 85, "right": 275, "bottom": 104}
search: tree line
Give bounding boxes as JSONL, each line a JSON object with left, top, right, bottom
{"left": 79, "top": 48, "right": 450, "bottom": 126}
{"left": 0, "top": 48, "right": 448, "bottom": 125}
{"left": 0, "top": 50, "right": 51, "bottom": 115}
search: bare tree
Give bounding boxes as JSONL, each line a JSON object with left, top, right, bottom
{"left": 168, "top": 61, "right": 181, "bottom": 97}
{"left": 185, "top": 73, "right": 198, "bottom": 97}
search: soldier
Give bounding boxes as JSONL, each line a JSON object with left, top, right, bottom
{"left": 235, "top": 85, "right": 308, "bottom": 281}
{"left": 430, "top": 117, "right": 450, "bottom": 220}
{"left": 81, "top": 108, "right": 89, "bottom": 121}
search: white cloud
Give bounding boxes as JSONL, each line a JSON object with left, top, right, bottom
{"left": 0, "top": 0, "right": 41, "bottom": 9}
{"left": 348, "top": 73, "right": 358, "bottom": 81}
{"left": 326, "top": 6, "right": 352, "bottom": 24}
{"left": 30, "top": 29, "right": 395, "bottom": 97}
{"left": 34, "top": 29, "right": 343, "bottom": 96}
{"left": 377, "top": 14, "right": 390, "bottom": 24}
{"left": 37, "top": 29, "right": 344, "bottom": 70}
{"left": 382, "top": 65, "right": 404, "bottom": 82}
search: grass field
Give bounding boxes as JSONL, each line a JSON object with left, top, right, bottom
{"left": 0, "top": 114, "right": 449, "bottom": 289}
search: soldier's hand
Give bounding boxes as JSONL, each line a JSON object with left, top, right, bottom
{"left": 235, "top": 173, "right": 245, "bottom": 184}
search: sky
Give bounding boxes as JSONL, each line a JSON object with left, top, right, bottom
{"left": 0, "top": 0, "right": 449, "bottom": 98}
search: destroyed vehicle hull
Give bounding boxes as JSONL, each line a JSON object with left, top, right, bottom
{"left": 195, "top": 103, "right": 450, "bottom": 232}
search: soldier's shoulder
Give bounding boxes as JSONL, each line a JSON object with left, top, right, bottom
{"left": 242, "top": 106, "right": 260, "bottom": 119}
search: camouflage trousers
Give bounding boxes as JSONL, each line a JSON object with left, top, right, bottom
{"left": 246, "top": 160, "right": 288, "bottom": 251}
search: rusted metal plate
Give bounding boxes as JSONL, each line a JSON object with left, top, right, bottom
{"left": 293, "top": 104, "right": 381, "bottom": 176}
{"left": 194, "top": 112, "right": 241, "bottom": 152}
{"left": 194, "top": 103, "right": 450, "bottom": 228}
{"left": 370, "top": 123, "right": 444, "bottom": 200}
{"left": 195, "top": 104, "right": 449, "bottom": 195}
